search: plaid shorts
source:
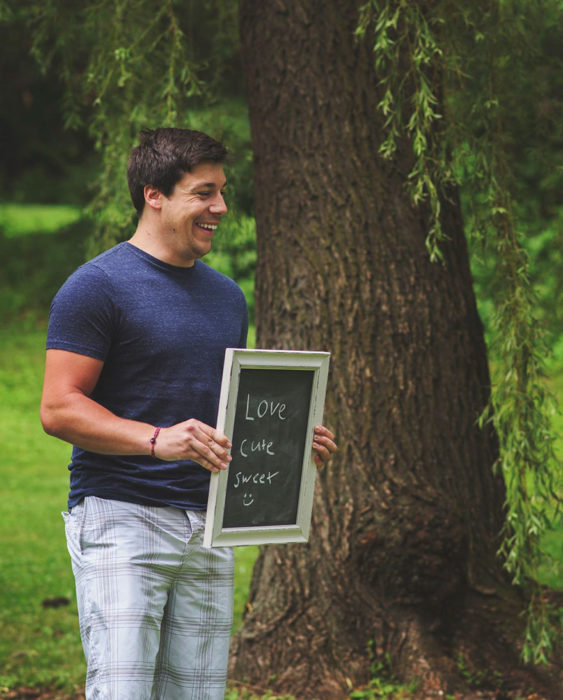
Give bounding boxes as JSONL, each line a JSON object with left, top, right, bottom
{"left": 63, "top": 496, "right": 234, "bottom": 700}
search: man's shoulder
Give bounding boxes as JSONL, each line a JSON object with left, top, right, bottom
{"left": 52, "top": 243, "right": 136, "bottom": 305}
{"left": 67, "top": 242, "right": 151, "bottom": 286}
{"left": 65, "top": 242, "right": 126, "bottom": 277}
{"left": 196, "top": 260, "right": 245, "bottom": 296}
{"left": 83, "top": 242, "right": 135, "bottom": 272}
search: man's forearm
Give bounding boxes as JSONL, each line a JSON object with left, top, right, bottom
{"left": 41, "top": 391, "right": 154, "bottom": 456}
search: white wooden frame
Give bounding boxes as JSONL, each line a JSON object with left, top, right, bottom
{"left": 204, "top": 349, "right": 330, "bottom": 547}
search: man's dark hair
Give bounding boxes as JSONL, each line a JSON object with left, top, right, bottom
{"left": 127, "top": 128, "right": 228, "bottom": 213}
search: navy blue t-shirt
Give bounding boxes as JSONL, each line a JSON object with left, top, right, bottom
{"left": 46, "top": 242, "right": 248, "bottom": 510}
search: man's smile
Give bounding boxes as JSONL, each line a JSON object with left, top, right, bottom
{"left": 196, "top": 221, "right": 219, "bottom": 232}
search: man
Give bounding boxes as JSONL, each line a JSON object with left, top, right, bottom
{"left": 41, "top": 127, "right": 336, "bottom": 699}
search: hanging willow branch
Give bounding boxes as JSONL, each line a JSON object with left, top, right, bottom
{"left": 357, "top": 0, "right": 561, "bottom": 663}
{"left": 356, "top": 0, "right": 452, "bottom": 262}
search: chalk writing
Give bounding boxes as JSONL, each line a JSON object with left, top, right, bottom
{"left": 240, "top": 437, "right": 275, "bottom": 457}
{"left": 233, "top": 470, "right": 280, "bottom": 489}
{"left": 245, "top": 393, "right": 287, "bottom": 421}
{"left": 223, "top": 368, "right": 315, "bottom": 528}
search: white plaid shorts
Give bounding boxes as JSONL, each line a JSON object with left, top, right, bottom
{"left": 63, "top": 496, "right": 234, "bottom": 700}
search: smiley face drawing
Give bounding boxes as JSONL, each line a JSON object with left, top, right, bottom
{"left": 242, "top": 492, "right": 255, "bottom": 507}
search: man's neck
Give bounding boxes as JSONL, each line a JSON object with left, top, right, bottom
{"left": 129, "top": 222, "right": 196, "bottom": 268}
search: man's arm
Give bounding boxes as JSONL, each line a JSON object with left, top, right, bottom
{"left": 40, "top": 349, "right": 232, "bottom": 473}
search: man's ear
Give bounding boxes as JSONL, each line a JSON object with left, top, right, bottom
{"left": 143, "top": 185, "right": 163, "bottom": 211}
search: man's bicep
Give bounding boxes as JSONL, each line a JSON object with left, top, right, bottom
{"left": 43, "top": 349, "right": 104, "bottom": 399}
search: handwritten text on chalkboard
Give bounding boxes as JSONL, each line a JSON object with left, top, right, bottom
{"left": 222, "top": 369, "right": 314, "bottom": 528}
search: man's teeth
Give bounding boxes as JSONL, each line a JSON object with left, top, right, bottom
{"left": 198, "top": 223, "right": 217, "bottom": 231}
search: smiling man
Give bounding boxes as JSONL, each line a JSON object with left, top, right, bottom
{"left": 40, "top": 128, "right": 336, "bottom": 699}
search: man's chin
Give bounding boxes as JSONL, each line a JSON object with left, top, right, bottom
{"left": 191, "top": 243, "right": 213, "bottom": 262}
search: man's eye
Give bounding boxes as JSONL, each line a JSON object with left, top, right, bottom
{"left": 197, "top": 189, "right": 227, "bottom": 199}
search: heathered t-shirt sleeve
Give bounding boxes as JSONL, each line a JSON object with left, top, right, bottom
{"left": 47, "top": 264, "right": 115, "bottom": 361}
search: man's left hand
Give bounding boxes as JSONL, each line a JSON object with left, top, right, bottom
{"left": 312, "top": 425, "right": 337, "bottom": 468}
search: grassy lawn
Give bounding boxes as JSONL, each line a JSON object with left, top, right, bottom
{"left": 0, "top": 204, "right": 82, "bottom": 238}
{"left": 0, "top": 330, "right": 81, "bottom": 691}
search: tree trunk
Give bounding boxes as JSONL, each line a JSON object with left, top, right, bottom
{"left": 231, "top": 1, "right": 560, "bottom": 697}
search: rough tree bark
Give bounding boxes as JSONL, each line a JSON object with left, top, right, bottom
{"left": 230, "top": 1, "right": 561, "bottom": 697}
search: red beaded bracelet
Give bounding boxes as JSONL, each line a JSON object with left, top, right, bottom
{"left": 150, "top": 427, "right": 161, "bottom": 457}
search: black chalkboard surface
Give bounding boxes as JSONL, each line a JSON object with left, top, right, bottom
{"left": 222, "top": 368, "right": 314, "bottom": 528}
{"left": 204, "top": 349, "right": 330, "bottom": 547}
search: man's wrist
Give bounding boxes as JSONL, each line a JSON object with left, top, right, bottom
{"left": 149, "top": 426, "right": 161, "bottom": 457}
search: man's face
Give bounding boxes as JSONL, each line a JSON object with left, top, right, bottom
{"left": 158, "top": 162, "right": 228, "bottom": 266}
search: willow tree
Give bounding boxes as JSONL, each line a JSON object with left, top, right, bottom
{"left": 20, "top": 0, "right": 562, "bottom": 696}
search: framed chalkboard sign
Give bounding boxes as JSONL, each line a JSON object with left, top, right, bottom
{"left": 204, "top": 349, "right": 330, "bottom": 547}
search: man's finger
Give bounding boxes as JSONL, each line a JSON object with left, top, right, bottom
{"left": 192, "top": 430, "right": 231, "bottom": 470}
{"left": 200, "top": 424, "right": 231, "bottom": 449}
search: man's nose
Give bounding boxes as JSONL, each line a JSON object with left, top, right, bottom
{"left": 209, "top": 192, "right": 228, "bottom": 215}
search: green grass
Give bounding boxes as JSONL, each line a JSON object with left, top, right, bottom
{"left": 0, "top": 204, "right": 82, "bottom": 238}
{"left": 0, "top": 330, "right": 83, "bottom": 691}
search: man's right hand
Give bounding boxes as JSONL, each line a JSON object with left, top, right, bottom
{"left": 153, "top": 419, "right": 232, "bottom": 473}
